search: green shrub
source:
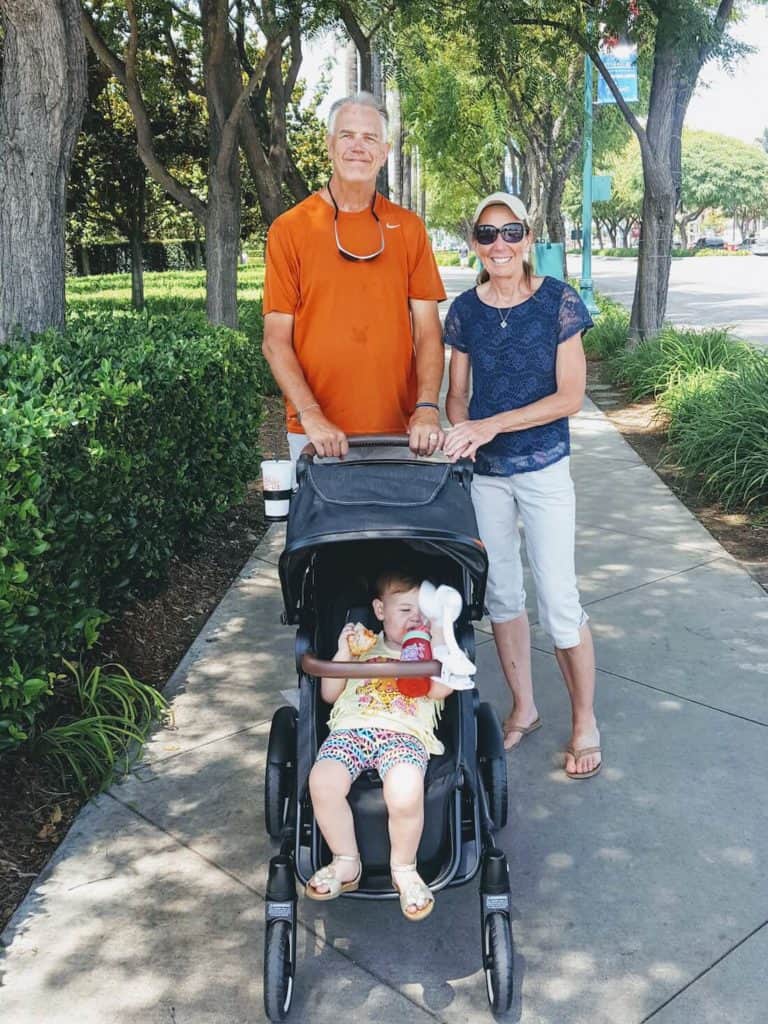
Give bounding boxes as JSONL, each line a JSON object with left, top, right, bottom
{"left": 33, "top": 659, "right": 169, "bottom": 793}
{"left": 434, "top": 251, "right": 461, "bottom": 266}
{"left": 610, "top": 326, "right": 758, "bottom": 400}
{"left": 584, "top": 298, "right": 630, "bottom": 359}
{"left": 0, "top": 308, "right": 264, "bottom": 752}
{"left": 693, "top": 247, "right": 750, "bottom": 257}
{"left": 661, "top": 359, "right": 768, "bottom": 509}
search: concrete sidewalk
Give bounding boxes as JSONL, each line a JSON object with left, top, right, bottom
{"left": 2, "top": 401, "right": 767, "bottom": 1024}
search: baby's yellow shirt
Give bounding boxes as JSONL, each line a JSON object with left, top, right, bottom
{"left": 327, "top": 633, "right": 445, "bottom": 755}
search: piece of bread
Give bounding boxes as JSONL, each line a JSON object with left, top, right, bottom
{"left": 347, "top": 622, "right": 377, "bottom": 657}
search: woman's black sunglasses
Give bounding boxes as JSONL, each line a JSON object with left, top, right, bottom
{"left": 474, "top": 222, "right": 526, "bottom": 245}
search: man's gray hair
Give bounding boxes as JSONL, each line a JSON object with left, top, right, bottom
{"left": 327, "top": 92, "right": 389, "bottom": 139}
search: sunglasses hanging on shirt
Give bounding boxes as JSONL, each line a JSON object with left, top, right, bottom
{"left": 473, "top": 222, "right": 526, "bottom": 245}
{"left": 328, "top": 182, "right": 385, "bottom": 262}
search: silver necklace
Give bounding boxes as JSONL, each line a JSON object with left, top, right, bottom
{"left": 498, "top": 307, "right": 512, "bottom": 329}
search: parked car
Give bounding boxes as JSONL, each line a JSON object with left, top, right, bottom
{"left": 752, "top": 233, "right": 768, "bottom": 257}
{"left": 694, "top": 235, "right": 725, "bottom": 250}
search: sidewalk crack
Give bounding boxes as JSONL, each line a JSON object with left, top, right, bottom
{"left": 639, "top": 918, "right": 768, "bottom": 1022}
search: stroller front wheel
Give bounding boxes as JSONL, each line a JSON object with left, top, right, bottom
{"left": 264, "top": 919, "right": 295, "bottom": 1021}
{"left": 483, "top": 913, "right": 514, "bottom": 1015}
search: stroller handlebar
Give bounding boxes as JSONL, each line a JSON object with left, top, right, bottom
{"left": 301, "top": 652, "right": 443, "bottom": 678}
{"left": 298, "top": 434, "right": 412, "bottom": 460}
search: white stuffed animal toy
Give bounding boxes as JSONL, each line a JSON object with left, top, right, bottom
{"left": 418, "top": 581, "right": 476, "bottom": 690}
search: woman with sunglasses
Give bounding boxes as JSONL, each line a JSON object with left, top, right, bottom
{"left": 443, "top": 193, "right": 601, "bottom": 780}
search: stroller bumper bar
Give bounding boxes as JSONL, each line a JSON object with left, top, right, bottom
{"left": 301, "top": 652, "right": 442, "bottom": 678}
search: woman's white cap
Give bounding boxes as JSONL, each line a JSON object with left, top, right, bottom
{"left": 472, "top": 192, "right": 529, "bottom": 225}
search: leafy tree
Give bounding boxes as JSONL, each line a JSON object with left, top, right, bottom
{"left": 396, "top": 27, "right": 506, "bottom": 235}
{"left": 80, "top": 1, "right": 306, "bottom": 327}
{"left": 687, "top": 131, "right": 768, "bottom": 243}
{"left": 0, "top": 0, "right": 87, "bottom": 342}
{"left": 473, "top": 0, "right": 764, "bottom": 343}
{"left": 67, "top": 46, "right": 207, "bottom": 307}
{"left": 677, "top": 129, "right": 768, "bottom": 246}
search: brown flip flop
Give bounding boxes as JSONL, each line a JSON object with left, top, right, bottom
{"left": 564, "top": 745, "right": 602, "bottom": 780}
{"left": 503, "top": 716, "right": 542, "bottom": 749}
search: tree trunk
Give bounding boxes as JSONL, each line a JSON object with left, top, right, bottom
{"left": 388, "top": 85, "right": 403, "bottom": 205}
{"left": 630, "top": 163, "right": 676, "bottom": 342}
{"left": 129, "top": 171, "right": 145, "bottom": 310}
{"left": 402, "top": 144, "right": 412, "bottom": 210}
{"left": 594, "top": 219, "right": 604, "bottom": 248}
{"left": 523, "top": 150, "right": 544, "bottom": 242}
{"left": 608, "top": 224, "right": 617, "bottom": 248}
{"left": 544, "top": 174, "right": 568, "bottom": 278}
{"left": 0, "top": 0, "right": 87, "bottom": 342}
{"left": 203, "top": 0, "right": 241, "bottom": 327}
{"left": 206, "top": 178, "right": 240, "bottom": 326}
{"left": 129, "top": 231, "right": 144, "bottom": 310}
{"left": 372, "top": 50, "right": 387, "bottom": 196}
{"left": 239, "top": 111, "right": 285, "bottom": 224}
{"left": 283, "top": 150, "right": 310, "bottom": 204}
{"left": 80, "top": 245, "right": 91, "bottom": 276}
{"left": 344, "top": 39, "right": 358, "bottom": 93}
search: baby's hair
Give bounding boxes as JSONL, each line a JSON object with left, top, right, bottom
{"left": 373, "top": 568, "right": 421, "bottom": 598}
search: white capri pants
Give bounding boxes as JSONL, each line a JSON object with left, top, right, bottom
{"left": 471, "top": 457, "right": 587, "bottom": 649}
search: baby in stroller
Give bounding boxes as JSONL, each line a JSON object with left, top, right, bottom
{"left": 306, "top": 567, "right": 472, "bottom": 921}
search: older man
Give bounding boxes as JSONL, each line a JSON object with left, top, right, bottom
{"left": 262, "top": 92, "right": 446, "bottom": 459}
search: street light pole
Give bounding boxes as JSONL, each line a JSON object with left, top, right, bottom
{"left": 580, "top": 51, "right": 599, "bottom": 316}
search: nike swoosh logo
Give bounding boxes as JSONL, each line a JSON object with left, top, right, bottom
{"left": 385, "top": 223, "right": 401, "bottom": 229}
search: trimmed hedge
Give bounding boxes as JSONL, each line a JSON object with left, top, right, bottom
{"left": 0, "top": 309, "right": 265, "bottom": 752}
{"left": 68, "top": 240, "right": 206, "bottom": 276}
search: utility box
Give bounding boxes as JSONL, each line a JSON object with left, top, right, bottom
{"left": 533, "top": 241, "right": 565, "bottom": 280}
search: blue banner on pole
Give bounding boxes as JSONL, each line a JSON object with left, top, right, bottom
{"left": 596, "top": 43, "right": 638, "bottom": 104}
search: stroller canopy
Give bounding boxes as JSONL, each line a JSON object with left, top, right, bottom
{"left": 280, "top": 458, "right": 488, "bottom": 623}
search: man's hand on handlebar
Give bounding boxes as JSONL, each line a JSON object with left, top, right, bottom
{"left": 408, "top": 406, "right": 444, "bottom": 457}
{"left": 301, "top": 407, "right": 349, "bottom": 458}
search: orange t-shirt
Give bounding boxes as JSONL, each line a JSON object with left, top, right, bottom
{"left": 262, "top": 192, "right": 446, "bottom": 434}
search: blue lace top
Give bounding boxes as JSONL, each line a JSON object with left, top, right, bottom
{"left": 443, "top": 277, "right": 593, "bottom": 476}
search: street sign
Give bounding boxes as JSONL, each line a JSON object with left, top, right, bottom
{"left": 596, "top": 43, "right": 638, "bottom": 104}
{"left": 592, "top": 174, "right": 613, "bottom": 202}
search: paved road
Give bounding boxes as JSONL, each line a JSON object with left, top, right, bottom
{"left": 440, "top": 255, "right": 768, "bottom": 346}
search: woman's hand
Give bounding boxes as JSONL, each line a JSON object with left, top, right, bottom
{"left": 443, "top": 418, "right": 498, "bottom": 461}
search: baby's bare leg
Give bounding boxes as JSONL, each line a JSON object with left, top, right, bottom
{"left": 308, "top": 760, "right": 358, "bottom": 890}
{"left": 383, "top": 762, "right": 430, "bottom": 913}
{"left": 382, "top": 762, "right": 425, "bottom": 862}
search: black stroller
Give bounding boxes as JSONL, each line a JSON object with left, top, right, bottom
{"left": 263, "top": 437, "right": 514, "bottom": 1019}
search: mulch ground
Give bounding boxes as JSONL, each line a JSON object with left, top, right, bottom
{"left": 2, "top": 379, "right": 766, "bottom": 934}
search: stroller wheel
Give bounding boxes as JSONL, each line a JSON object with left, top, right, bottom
{"left": 265, "top": 706, "right": 297, "bottom": 839}
{"left": 264, "top": 919, "right": 295, "bottom": 1021}
{"left": 483, "top": 913, "right": 514, "bottom": 1015}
